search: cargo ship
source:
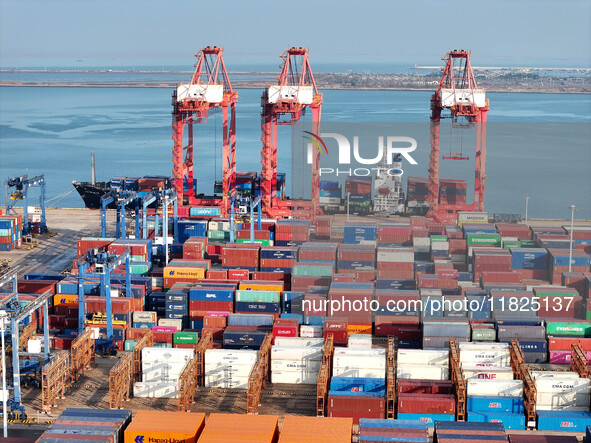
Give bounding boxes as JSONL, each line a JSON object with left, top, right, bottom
{"left": 72, "top": 153, "right": 111, "bottom": 209}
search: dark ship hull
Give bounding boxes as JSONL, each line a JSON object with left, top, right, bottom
{"left": 72, "top": 181, "right": 114, "bottom": 209}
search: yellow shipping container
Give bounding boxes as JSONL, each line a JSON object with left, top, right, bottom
{"left": 198, "top": 413, "right": 278, "bottom": 443}
{"left": 53, "top": 294, "right": 78, "bottom": 307}
{"left": 347, "top": 323, "right": 372, "bottom": 335}
{"left": 163, "top": 266, "right": 206, "bottom": 280}
{"left": 124, "top": 410, "right": 205, "bottom": 443}
{"left": 238, "top": 282, "right": 284, "bottom": 294}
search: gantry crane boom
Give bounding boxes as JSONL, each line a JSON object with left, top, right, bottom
{"left": 428, "top": 50, "right": 489, "bottom": 223}
{"left": 172, "top": 46, "right": 237, "bottom": 216}
{"left": 260, "top": 47, "right": 322, "bottom": 222}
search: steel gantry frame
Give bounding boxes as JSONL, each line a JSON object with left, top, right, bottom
{"left": 428, "top": 50, "right": 489, "bottom": 223}
{"left": 195, "top": 331, "right": 213, "bottom": 386}
{"left": 449, "top": 339, "right": 466, "bottom": 421}
{"left": 316, "top": 333, "right": 334, "bottom": 417}
{"left": 247, "top": 332, "right": 272, "bottom": 414}
{"left": 386, "top": 336, "right": 398, "bottom": 419}
{"left": 132, "top": 330, "right": 153, "bottom": 384}
{"left": 41, "top": 350, "right": 70, "bottom": 413}
{"left": 260, "top": 47, "right": 323, "bottom": 222}
{"left": 70, "top": 328, "right": 95, "bottom": 382}
{"left": 5, "top": 174, "right": 47, "bottom": 235}
{"left": 510, "top": 339, "right": 537, "bottom": 429}
{"left": 109, "top": 353, "right": 132, "bottom": 409}
{"left": 178, "top": 356, "right": 198, "bottom": 412}
{"left": 172, "top": 46, "right": 237, "bottom": 215}
{"left": 570, "top": 342, "right": 589, "bottom": 378}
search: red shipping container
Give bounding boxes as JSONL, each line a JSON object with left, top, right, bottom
{"left": 353, "top": 270, "right": 376, "bottom": 283}
{"left": 398, "top": 393, "right": 455, "bottom": 414}
{"left": 228, "top": 269, "right": 250, "bottom": 280}
{"left": 548, "top": 337, "right": 591, "bottom": 351}
{"left": 236, "top": 230, "right": 271, "bottom": 240}
{"left": 538, "top": 296, "right": 584, "bottom": 319}
{"left": 272, "top": 323, "right": 298, "bottom": 340}
{"left": 327, "top": 395, "right": 385, "bottom": 425}
{"left": 204, "top": 315, "right": 227, "bottom": 328}
{"left": 189, "top": 300, "right": 233, "bottom": 312}
{"left": 207, "top": 269, "right": 228, "bottom": 279}
{"left": 153, "top": 330, "right": 173, "bottom": 344}
{"left": 18, "top": 279, "right": 57, "bottom": 295}
{"left": 53, "top": 336, "right": 74, "bottom": 350}
{"left": 397, "top": 380, "right": 454, "bottom": 395}
{"left": 332, "top": 274, "right": 355, "bottom": 283}
{"left": 480, "top": 271, "right": 522, "bottom": 284}
{"left": 77, "top": 238, "right": 114, "bottom": 257}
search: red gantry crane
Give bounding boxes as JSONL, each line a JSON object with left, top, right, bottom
{"left": 428, "top": 50, "right": 489, "bottom": 223}
{"left": 260, "top": 47, "right": 323, "bottom": 222}
{"left": 172, "top": 46, "right": 237, "bottom": 215}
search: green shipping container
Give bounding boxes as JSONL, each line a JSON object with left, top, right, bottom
{"left": 546, "top": 321, "right": 591, "bottom": 336}
{"left": 293, "top": 264, "right": 333, "bottom": 277}
{"left": 236, "top": 238, "right": 273, "bottom": 246}
{"left": 130, "top": 263, "right": 151, "bottom": 275}
{"left": 430, "top": 235, "right": 448, "bottom": 243}
{"left": 208, "top": 230, "right": 230, "bottom": 240}
{"left": 124, "top": 339, "right": 136, "bottom": 351}
{"left": 236, "top": 290, "right": 280, "bottom": 303}
{"left": 466, "top": 233, "right": 501, "bottom": 246}
{"left": 519, "top": 240, "right": 537, "bottom": 248}
{"left": 503, "top": 241, "right": 521, "bottom": 249}
{"left": 533, "top": 289, "right": 576, "bottom": 297}
{"left": 0, "top": 229, "right": 12, "bottom": 237}
{"left": 173, "top": 331, "right": 199, "bottom": 344}
{"left": 472, "top": 329, "right": 496, "bottom": 341}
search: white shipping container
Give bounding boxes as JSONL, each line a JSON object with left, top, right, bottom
{"left": 531, "top": 371, "right": 580, "bottom": 380}
{"left": 460, "top": 350, "right": 510, "bottom": 366}
{"left": 467, "top": 380, "right": 523, "bottom": 397}
{"left": 333, "top": 367, "right": 385, "bottom": 378}
{"left": 458, "top": 212, "right": 488, "bottom": 225}
{"left": 431, "top": 242, "right": 450, "bottom": 251}
{"left": 333, "top": 355, "right": 386, "bottom": 370}
{"left": 205, "top": 376, "right": 249, "bottom": 389}
{"left": 419, "top": 289, "right": 443, "bottom": 297}
{"left": 536, "top": 405, "right": 590, "bottom": 412}
{"left": 413, "top": 237, "right": 431, "bottom": 248}
{"left": 133, "top": 381, "right": 179, "bottom": 398}
{"left": 347, "top": 334, "right": 372, "bottom": 349}
{"left": 271, "top": 370, "right": 318, "bottom": 384}
{"left": 204, "top": 364, "right": 254, "bottom": 378}
{"left": 462, "top": 365, "right": 513, "bottom": 380}
{"left": 204, "top": 349, "right": 258, "bottom": 365}
{"left": 300, "top": 325, "right": 324, "bottom": 338}
{"left": 142, "top": 361, "right": 187, "bottom": 379}
{"left": 377, "top": 249, "right": 414, "bottom": 263}
{"left": 397, "top": 349, "right": 449, "bottom": 365}
{"left": 271, "top": 359, "right": 322, "bottom": 372}
{"left": 397, "top": 364, "right": 449, "bottom": 380}
{"left": 133, "top": 311, "right": 158, "bottom": 323}
{"left": 273, "top": 337, "right": 324, "bottom": 347}
{"left": 158, "top": 318, "right": 183, "bottom": 330}
{"left": 536, "top": 392, "right": 590, "bottom": 408}
{"left": 334, "top": 348, "right": 386, "bottom": 356}
{"left": 142, "top": 347, "right": 194, "bottom": 364}
{"left": 535, "top": 378, "right": 590, "bottom": 394}
{"left": 459, "top": 342, "right": 509, "bottom": 351}
{"left": 271, "top": 346, "right": 323, "bottom": 361}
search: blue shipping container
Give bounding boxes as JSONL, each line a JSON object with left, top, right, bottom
{"left": 537, "top": 411, "right": 591, "bottom": 432}
{"left": 467, "top": 396, "right": 524, "bottom": 413}
{"left": 396, "top": 413, "right": 454, "bottom": 426}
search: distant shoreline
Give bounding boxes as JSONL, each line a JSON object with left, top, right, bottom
{"left": 0, "top": 81, "right": 589, "bottom": 95}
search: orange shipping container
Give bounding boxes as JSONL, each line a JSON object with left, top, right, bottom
{"left": 238, "top": 281, "right": 284, "bottom": 293}
{"left": 124, "top": 410, "right": 205, "bottom": 443}
{"left": 198, "top": 413, "right": 278, "bottom": 443}
{"left": 278, "top": 416, "right": 352, "bottom": 443}
{"left": 53, "top": 294, "right": 78, "bottom": 307}
{"left": 347, "top": 323, "right": 372, "bottom": 335}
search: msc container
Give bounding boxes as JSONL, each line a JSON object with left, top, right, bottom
{"left": 536, "top": 410, "right": 591, "bottom": 432}
{"left": 467, "top": 411, "right": 525, "bottom": 430}
{"left": 124, "top": 411, "right": 205, "bottom": 443}
{"left": 467, "top": 395, "right": 524, "bottom": 413}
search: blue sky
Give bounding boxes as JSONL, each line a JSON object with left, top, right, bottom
{"left": 1, "top": 0, "right": 590, "bottom": 69}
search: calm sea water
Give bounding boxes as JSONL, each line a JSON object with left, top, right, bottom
{"left": 0, "top": 86, "right": 589, "bottom": 218}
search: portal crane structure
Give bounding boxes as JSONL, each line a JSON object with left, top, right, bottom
{"left": 260, "top": 47, "right": 322, "bottom": 222}
{"left": 172, "top": 46, "right": 237, "bottom": 216}
{"left": 4, "top": 174, "right": 47, "bottom": 235}
{"left": 428, "top": 50, "right": 489, "bottom": 223}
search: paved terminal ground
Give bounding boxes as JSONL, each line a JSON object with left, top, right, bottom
{"left": 0, "top": 208, "right": 590, "bottom": 440}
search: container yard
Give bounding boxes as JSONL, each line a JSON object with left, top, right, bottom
{"left": 0, "top": 8, "right": 590, "bottom": 441}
